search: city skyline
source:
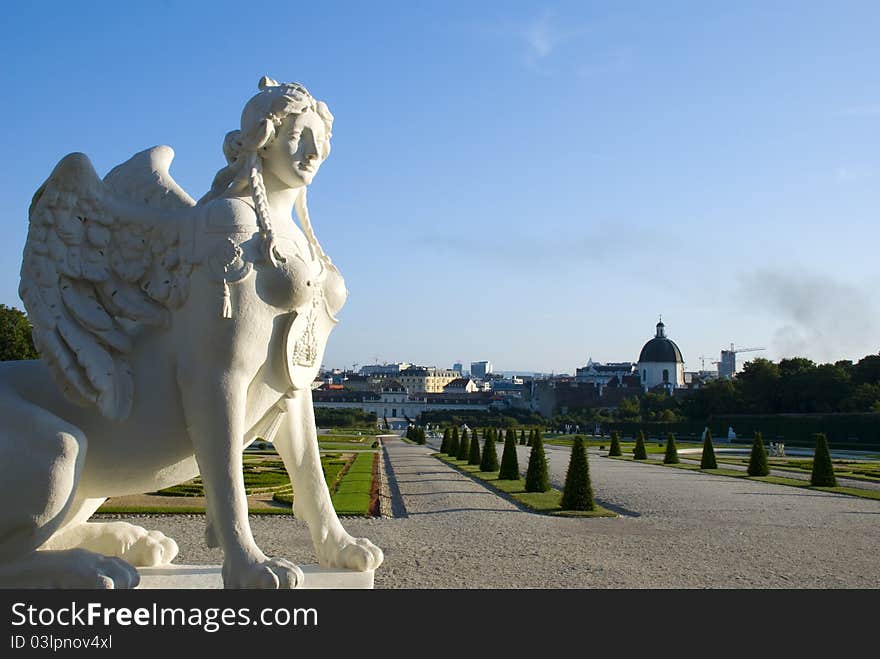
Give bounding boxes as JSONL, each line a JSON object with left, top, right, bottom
{"left": 1, "top": 2, "right": 878, "bottom": 375}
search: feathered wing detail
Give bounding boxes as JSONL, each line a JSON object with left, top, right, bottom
{"left": 20, "top": 150, "right": 194, "bottom": 421}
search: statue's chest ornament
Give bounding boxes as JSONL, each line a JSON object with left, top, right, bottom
{"left": 291, "top": 286, "right": 323, "bottom": 367}
{"left": 283, "top": 275, "right": 339, "bottom": 390}
{"left": 206, "top": 238, "right": 253, "bottom": 318}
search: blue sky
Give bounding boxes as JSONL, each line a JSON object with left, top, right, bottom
{"left": 1, "top": 1, "right": 878, "bottom": 374}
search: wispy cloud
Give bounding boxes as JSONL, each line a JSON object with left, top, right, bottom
{"left": 478, "top": 11, "right": 589, "bottom": 74}
{"left": 737, "top": 268, "right": 880, "bottom": 362}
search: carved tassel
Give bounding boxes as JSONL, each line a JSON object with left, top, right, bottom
{"left": 221, "top": 278, "right": 232, "bottom": 318}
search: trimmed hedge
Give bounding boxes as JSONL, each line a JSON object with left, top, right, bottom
{"left": 700, "top": 429, "right": 717, "bottom": 469}
{"left": 561, "top": 438, "right": 594, "bottom": 511}
{"left": 810, "top": 433, "right": 837, "bottom": 486}
{"left": 663, "top": 433, "right": 679, "bottom": 464}
{"left": 747, "top": 432, "right": 769, "bottom": 476}
{"left": 525, "top": 431, "right": 550, "bottom": 492}
{"left": 608, "top": 430, "right": 622, "bottom": 457}
{"left": 498, "top": 431, "right": 520, "bottom": 480}
{"left": 633, "top": 431, "right": 648, "bottom": 460}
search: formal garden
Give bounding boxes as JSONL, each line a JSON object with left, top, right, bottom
{"left": 97, "top": 432, "right": 383, "bottom": 516}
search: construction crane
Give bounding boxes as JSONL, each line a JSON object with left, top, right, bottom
{"left": 718, "top": 343, "right": 765, "bottom": 379}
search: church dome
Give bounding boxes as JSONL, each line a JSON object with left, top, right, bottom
{"left": 638, "top": 320, "right": 683, "bottom": 364}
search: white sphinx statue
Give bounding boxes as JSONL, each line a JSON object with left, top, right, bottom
{"left": 0, "top": 77, "right": 383, "bottom": 588}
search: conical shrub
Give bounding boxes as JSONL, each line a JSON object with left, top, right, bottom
{"left": 633, "top": 430, "right": 648, "bottom": 460}
{"left": 700, "top": 429, "right": 717, "bottom": 469}
{"left": 525, "top": 431, "right": 550, "bottom": 492}
{"left": 663, "top": 433, "right": 679, "bottom": 464}
{"left": 527, "top": 429, "right": 534, "bottom": 447}
{"left": 480, "top": 431, "right": 499, "bottom": 472}
{"left": 810, "top": 433, "right": 836, "bottom": 486}
{"left": 495, "top": 428, "right": 503, "bottom": 443}
{"left": 440, "top": 428, "right": 450, "bottom": 454}
{"left": 608, "top": 430, "right": 622, "bottom": 457}
{"left": 747, "top": 432, "right": 769, "bottom": 476}
{"left": 561, "top": 437, "right": 594, "bottom": 511}
{"left": 448, "top": 426, "right": 460, "bottom": 457}
{"left": 520, "top": 429, "right": 527, "bottom": 445}
{"left": 456, "top": 427, "right": 470, "bottom": 461}
{"left": 468, "top": 428, "right": 482, "bottom": 465}
{"left": 417, "top": 427, "right": 426, "bottom": 445}
{"left": 498, "top": 430, "right": 520, "bottom": 480}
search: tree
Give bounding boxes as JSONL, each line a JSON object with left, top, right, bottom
{"left": 633, "top": 430, "right": 648, "bottom": 460}
{"left": 525, "top": 430, "right": 550, "bottom": 492}
{"left": 519, "top": 429, "right": 527, "bottom": 445}
{"left": 810, "top": 433, "right": 836, "bottom": 487}
{"left": 440, "top": 428, "right": 450, "bottom": 454}
{"left": 383, "top": 415, "right": 389, "bottom": 431}
{"left": 747, "top": 432, "right": 769, "bottom": 476}
{"left": 480, "top": 430, "right": 499, "bottom": 472}
{"left": 456, "top": 427, "right": 470, "bottom": 461}
{"left": 561, "top": 437, "right": 594, "bottom": 511}
{"left": 448, "top": 426, "right": 460, "bottom": 457}
{"left": 617, "top": 396, "right": 641, "bottom": 422}
{"left": 700, "top": 428, "right": 717, "bottom": 469}
{"left": 663, "top": 432, "right": 679, "bottom": 464}
{"left": 0, "top": 304, "right": 39, "bottom": 362}
{"left": 498, "top": 429, "right": 520, "bottom": 480}
{"left": 608, "top": 430, "right": 622, "bottom": 457}
{"left": 417, "top": 427, "right": 426, "bottom": 445}
{"left": 468, "top": 428, "right": 482, "bottom": 465}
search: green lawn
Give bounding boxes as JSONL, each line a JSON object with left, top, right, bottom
{"left": 98, "top": 450, "right": 379, "bottom": 516}
{"left": 614, "top": 454, "right": 880, "bottom": 501}
{"left": 711, "top": 456, "right": 880, "bottom": 482}
{"left": 435, "top": 454, "right": 616, "bottom": 518}
{"left": 331, "top": 452, "right": 377, "bottom": 515}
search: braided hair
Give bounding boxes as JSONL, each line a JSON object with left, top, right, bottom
{"left": 199, "top": 77, "right": 335, "bottom": 271}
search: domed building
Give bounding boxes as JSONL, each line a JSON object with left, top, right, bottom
{"left": 637, "top": 319, "right": 684, "bottom": 391}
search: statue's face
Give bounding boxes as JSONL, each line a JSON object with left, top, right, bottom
{"left": 262, "top": 109, "right": 329, "bottom": 188}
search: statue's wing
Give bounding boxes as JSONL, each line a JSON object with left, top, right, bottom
{"left": 103, "top": 145, "right": 196, "bottom": 211}
{"left": 20, "top": 152, "right": 192, "bottom": 420}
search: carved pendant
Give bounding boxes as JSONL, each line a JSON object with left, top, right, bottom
{"left": 284, "top": 286, "right": 338, "bottom": 390}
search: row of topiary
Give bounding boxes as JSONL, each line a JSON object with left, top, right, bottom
{"left": 614, "top": 428, "right": 837, "bottom": 487}
{"left": 405, "top": 425, "right": 427, "bottom": 444}
{"left": 438, "top": 426, "right": 594, "bottom": 511}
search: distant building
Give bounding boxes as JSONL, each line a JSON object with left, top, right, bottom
{"left": 313, "top": 387, "right": 501, "bottom": 420}
{"left": 470, "top": 361, "right": 493, "bottom": 379}
{"left": 452, "top": 362, "right": 463, "bottom": 375}
{"left": 637, "top": 320, "right": 685, "bottom": 391}
{"left": 489, "top": 379, "right": 525, "bottom": 400}
{"left": 359, "top": 363, "right": 410, "bottom": 376}
{"left": 443, "top": 377, "right": 478, "bottom": 394}
{"left": 397, "top": 367, "right": 459, "bottom": 394}
{"left": 575, "top": 359, "right": 636, "bottom": 386}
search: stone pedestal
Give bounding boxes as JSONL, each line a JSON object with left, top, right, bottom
{"left": 137, "top": 564, "right": 374, "bottom": 589}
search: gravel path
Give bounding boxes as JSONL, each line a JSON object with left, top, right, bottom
{"left": 108, "top": 437, "right": 880, "bottom": 588}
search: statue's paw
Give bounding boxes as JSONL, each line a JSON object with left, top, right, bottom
{"left": 122, "top": 530, "right": 179, "bottom": 567}
{"left": 320, "top": 536, "right": 384, "bottom": 572}
{"left": 51, "top": 549, "right": 140, "bottom": 589}
{"left": 223, "top": 557, "right": 304, "bottom": 589}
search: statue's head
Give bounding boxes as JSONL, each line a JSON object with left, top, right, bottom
{"left": 230, "top": 77, "right": 334, "bottom": 187}
{"left": 200, "top": 77, "right": 337, "bottom": 268}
